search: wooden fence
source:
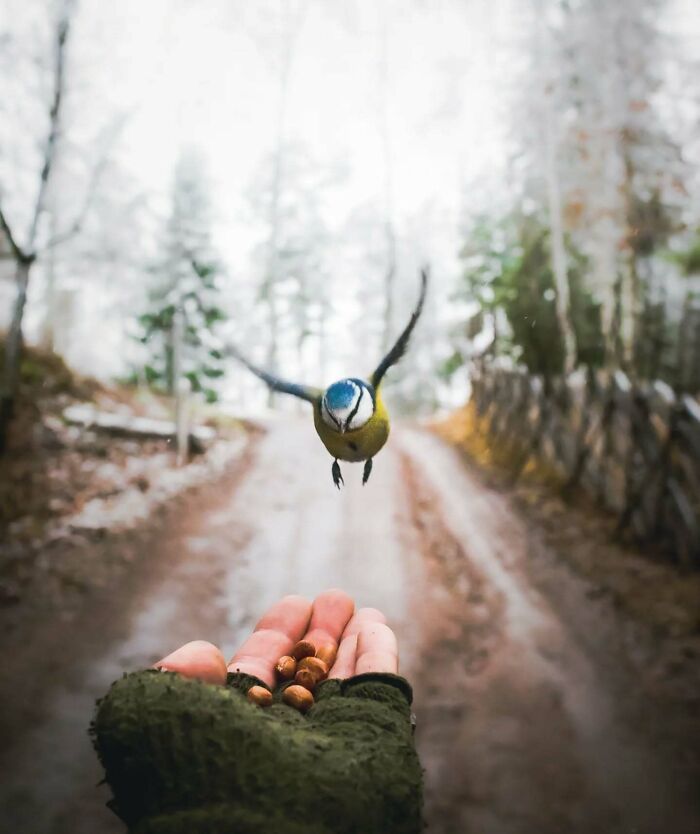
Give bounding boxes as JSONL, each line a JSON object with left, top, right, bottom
{"left": 471, "top": 365, "right": 700, "bottom": 566}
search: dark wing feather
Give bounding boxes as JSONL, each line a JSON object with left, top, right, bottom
{"left": 229, "top": 345, "right": 321, "bottom": 404}
{"left": 370, "top": 268, "right": 428, "bottom": 389}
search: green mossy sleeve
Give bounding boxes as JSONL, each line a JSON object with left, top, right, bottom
{"left": 92, "top": 669, "right": 423, "bottom": 834}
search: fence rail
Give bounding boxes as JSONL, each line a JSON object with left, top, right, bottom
{"left": 471, "top": 366, "right": 700, "bottom": 566}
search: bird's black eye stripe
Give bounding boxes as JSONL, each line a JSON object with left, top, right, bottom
{"left": 351, "top": 377, "right": 376, "bottom": 407}
{"left": 345, "top": 385, "right": 364, "bottom": 431}
{"left": 323, "top": 398, "right": 342, "bottom": 430}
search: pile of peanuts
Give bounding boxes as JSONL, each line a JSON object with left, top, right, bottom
{"left": 247, "top": 640, "right": 336, "bottom": 712}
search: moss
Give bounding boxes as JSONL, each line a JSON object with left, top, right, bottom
{"left": 92, "top": 670, "right": 422, "bottom": 834}
{"left": 0, "top": 339, "right": 97, "bottom": 400}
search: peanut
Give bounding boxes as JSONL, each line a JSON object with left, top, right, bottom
{"left": 294, "top": 667, "right": 319, "bottom": 691}
{"left": 282, "top": 684, "right": 314, "bottom": 712}
{"left": 247, "top": 685, "right": 273, "bottom": 708}
{"left": 315, "top": 644, "right": 337, "bottom": 668}
{"left": 275, "top": 655, "right": 297, "bottom": 682}
{"left": 291, "top": 640, "right": 316, "bottom": 661}
{"left": 297, "top": 656, "right": 329, "bottom": 682}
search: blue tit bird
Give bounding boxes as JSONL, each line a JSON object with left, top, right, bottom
{"left": 230, "top": 269, "right": 428, "bottom": 488}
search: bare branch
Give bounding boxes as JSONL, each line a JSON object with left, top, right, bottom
{"left": 41, "top": 115, "right": 128, "bottom": 254}
{"left": 26, "top": 4, "right": 73, "bottom": 251}
{"left": 41, "top": 156, "right": 105, "bottom": 251}
{"left": 0, "top": 201, "right": 29, "bottom": 263}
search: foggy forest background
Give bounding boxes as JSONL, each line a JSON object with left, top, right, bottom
{"left": 1, "top": 0, "right": 699, "bottom": 431}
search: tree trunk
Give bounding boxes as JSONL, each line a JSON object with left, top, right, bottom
{"left": 265, "top": 284, "right": 279, "bottom": 407}
{"left": 544, "top": 111, "right": 577, "bottom": 376}
{"left": 0, "top": 7, "right": 73, "bottom": 455}
{"left": 381, "top": 220, "right": 397, "bottom": 355}
{"left": 0, "top": 259, "right": 32, "bottom": 455}
{"left": 619, "top": 254, "right": 638, "bottom": 372}
{"left": 378, "top": 8, "right": 396, "bottom": 354}
{"left": 172, "top": 308, "right": 190, "bottom": 466}
{"left": 619, "top": 149, "right": 642, "bottom": 375}
{"left": 536, "top": 0, "right": 577, "bottom": 376}
{"left": 39, "top": 206, "right": 60, "bottom": 352}
{"left": 263, "top": 1, "right": 305, "bottom": 408}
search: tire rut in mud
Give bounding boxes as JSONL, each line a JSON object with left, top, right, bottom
{"left": 399, "top": 449, "right": 610, "bottom": 834}
{"left": 399, "top": 451, "right": 509, "bottom": 832}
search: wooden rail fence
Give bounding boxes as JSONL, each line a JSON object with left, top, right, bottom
{"left": 471, "top": 366, "right": 700, "bottom": 565}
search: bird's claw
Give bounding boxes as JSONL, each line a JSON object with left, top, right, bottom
{"left": 332, "top": 460, "right": 344, "bottom": 490}
{"left": 362, "top": 458, "right": 373, "bottom": 485}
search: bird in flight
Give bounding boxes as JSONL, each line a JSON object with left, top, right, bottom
{"left": 230, "top": 269, "right": 428, "bottom": 488}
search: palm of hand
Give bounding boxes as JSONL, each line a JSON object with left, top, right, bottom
{"left": 155, "top": 590, "right": 399, "bottom": 685}
{"left": 93, "top": 592, "right": 422, "bottom": 834}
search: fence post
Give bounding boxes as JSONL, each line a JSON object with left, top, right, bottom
{"left": 172, "top": 308, "right": 190, "bottom": 467}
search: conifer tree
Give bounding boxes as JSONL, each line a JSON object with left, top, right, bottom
{"left": 135, "top": 152, "right": 226, "bottom": 403}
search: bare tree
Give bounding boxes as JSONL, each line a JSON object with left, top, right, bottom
{"left": 0, "top": 1, "right": 111, "bottom": 453}
{"left": 258, "top": 0, "right": 306, "bottom": 405}
{"left": 556, "top": 0, "right": 682, "bottom": 371}
{"left": 541, "top": 85, "right": 577, "bottom": 376}
{"left": 377, "top": 4, "right": 397, "bottom": 355}
{"left": 0, "top": 5, "right": 72, "bottom": 454}
{"left": 530, "top": 0, "right": 578, "bottom": 375}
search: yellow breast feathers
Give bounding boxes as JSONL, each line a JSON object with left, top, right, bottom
{"left": 314, "top": 392, "right": 389, "bottom": 463}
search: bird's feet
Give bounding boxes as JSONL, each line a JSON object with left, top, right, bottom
{"left": 362, "top": 458, "right": 373, "bottom": 485}
{"left": 332, "top": 459, "right": 344, "bottom": 490}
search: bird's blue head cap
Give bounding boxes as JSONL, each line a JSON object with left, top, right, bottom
{"left": 321, "top": 378, "right": 375, "bottom": 433}
{"left": 326, "top": 380, "right": 357, "bottom": 411}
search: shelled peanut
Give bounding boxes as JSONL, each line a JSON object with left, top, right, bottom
{"left": 247, "top": 685, "right": 273, "bottom": 707}
{"left": 281, "top": 684, "right": 314, "bottom": 712}
{"left": 275, "top": 641, "right": 337, "bottom": 712}
{"left": 275, "top": 655, "right": 297, "bottom": 681}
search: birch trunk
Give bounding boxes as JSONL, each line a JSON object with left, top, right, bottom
{"left": 532, "top": 0, "right": 577, "bottom": 376}
{"left": 543, "top": 98, "right": 577, "bottom": 376}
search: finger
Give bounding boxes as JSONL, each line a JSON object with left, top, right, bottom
{"left": 328, "top": 608, "right": 386, "bottom": 679}
{"left": 355, "top": 622, "right": 398, "bottom": 675}
{"left": 302, "top": 589, "right": 355, "bottom": 657}
{"left": 155, "top": 640, "right": 228, "bottom": 685}
{"left": 327, "top": 633, "right": 357, "bottom": 680}
{"left": 228, "top": 595, "right": 312, "bottom": 686}
{"left": 340, "top": 607, "right": 387, "bottom": 638}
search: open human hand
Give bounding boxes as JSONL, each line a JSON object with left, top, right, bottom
{"left": 154, "top": 589, "right": 399, "bottom": 687}
{"left": 92, "top": 589, "right": 422, "bottom": 834}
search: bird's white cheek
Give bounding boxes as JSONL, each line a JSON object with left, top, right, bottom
{"left": 321, "top": 401, "right": 341, "bottom": 430}
{"left": 347, "top": 395, "right": 374, "bottom": 430}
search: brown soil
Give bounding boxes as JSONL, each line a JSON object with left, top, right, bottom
{"left": 0, "top": 419, "right": 698, "bottom": 834}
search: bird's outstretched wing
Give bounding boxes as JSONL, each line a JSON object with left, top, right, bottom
{"left": 229, "top": 346, "right": 321, "bottom": 404}
{"left": 370, "top": 268, "right": 428, "bottom": 389}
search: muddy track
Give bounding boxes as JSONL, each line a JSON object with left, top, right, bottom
{"left": 401, "top": 429, "right": 700, "bottom": 834}
{"left": 0, "top": 421, "right": 698, "bottom": 834}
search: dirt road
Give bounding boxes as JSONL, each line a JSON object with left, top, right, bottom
{"left": 0, "top": 421, "right": 698, "bottom": 834}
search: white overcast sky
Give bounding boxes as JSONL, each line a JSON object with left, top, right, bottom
{"left": 65, "top": 0, "right": 700, "bottom": 283}
{"left": 71, "top": 0, "right": 516, "bottom": 272}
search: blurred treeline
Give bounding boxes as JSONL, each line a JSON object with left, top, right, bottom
{"left": 1, "top": 0, "right": 699, "bottom": 455}
{"left": 448, "top": 0, "right": 700, "bottom": 393}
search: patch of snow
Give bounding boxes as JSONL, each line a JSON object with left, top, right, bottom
{"left": 49, "top": 437, "right": 246, "bottom": 535}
